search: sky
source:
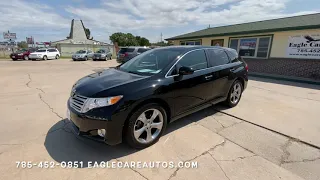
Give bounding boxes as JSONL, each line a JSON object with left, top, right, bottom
{"left": 0, "top": 0, "right": 319, "bottom": 43}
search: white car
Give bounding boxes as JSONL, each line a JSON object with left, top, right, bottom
{"left": 29, "top": 48, "right": 60, "bottom": 60}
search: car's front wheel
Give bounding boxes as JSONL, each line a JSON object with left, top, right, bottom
{"left": 24, "top": 55, "right": 29, "bottom": 60}
{"left": 55, "top": 55, "right": 59, "bottom": 59}
{"left": 43, "top": 55, "right": 47, "bottom": 61}
{"left": 225, "top": 80, "right": 243, "bottom": 107}
{"left": 125, "top": 103, "right": 167, "bottom": 149}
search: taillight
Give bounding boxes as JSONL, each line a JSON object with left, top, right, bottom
{"left": 245, "top": 64, "right": 248, "bottom": 72}
{"left": 124, "top": 52, "right": 128, "bottom": 57}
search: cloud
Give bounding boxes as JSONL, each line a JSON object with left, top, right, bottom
{"left": 0, "top": 0, "right": 318, "bottom": 42}
{"left": 65, "top": 0, "right": 318, "bottom": 41}
{"left": 0, "top": 0, "right": 69, "bottom": 32}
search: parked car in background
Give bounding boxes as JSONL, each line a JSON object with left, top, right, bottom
{"left": 92, "top": 49, "right": 112, "bottom": 61}
{"left": 72, "top": 50, "right": 93, "bottom": 61}
{"left": 67, "top": 46, "right": 248, "bottom": 148}
{"left": 29, "top": 48, "right": 60, "bottom": 61}
{"left": 10, "top": 48, "right": 37, "bottom": 61}
{"left": 117, "top": 46, "right": 151, "bottom": 64}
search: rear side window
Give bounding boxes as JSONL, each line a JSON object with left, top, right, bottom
{"left": 119, "top": 48, "right": 135, "bottom": 53}
{"left": 137, "top": 48, "right": 149, "bottom": 53}
{"left": 226, "top": 49, "right": 239, "bottom": 63}
{"left": 206, "top": 49, "right": 230, "bottom": 67}
{"left": 48, "top": 49, "right": 57, "bottom": 52}
{"left": 177, "top": 50, "right": 208, "bottom": 71}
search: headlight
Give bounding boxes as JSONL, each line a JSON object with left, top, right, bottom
{"left": 18, "top": 53, "right": 23, "bottom": 56}
{"left": 101, "top": 54, "right": 106, "bottom": 57}
{"left": 81, "top": 95, "right": 123, "bottom": 113}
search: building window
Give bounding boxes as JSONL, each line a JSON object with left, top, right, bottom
{"left": 180, "top": 40, "right": 201, "bottom": 46}
{"left": 239, "top": 38, "right": 257, "bottom": 57}
{"left": 211, "top": 39, "right": 224, "bottom": 46}
{"left": 257, "top": 37, "right": 271, "bottom": 58}
{"left": 230, "top": 39, "right": 239, "bottom": 51}
{"left": 229, "top": 36, "right": 271, "bottom": 58}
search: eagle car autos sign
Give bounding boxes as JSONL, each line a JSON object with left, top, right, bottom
{"left": 287, "top": 34, "right": 320, "bottom": 59}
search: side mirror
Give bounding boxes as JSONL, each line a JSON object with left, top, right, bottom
{"left": 179, "top": 66, "right": 194, "bottom": 75}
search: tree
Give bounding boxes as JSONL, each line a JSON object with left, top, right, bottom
{"left": 136, "top": 36, "right": 150, "bottom": 46}
{"left": 151, "top": 41, "right": 169, "bottom": 46}
{"left": 110, "top": 32, "right": 150, "bottom": 46}
{"left": 17, "top": 41, "right": 28, "bottom": 48}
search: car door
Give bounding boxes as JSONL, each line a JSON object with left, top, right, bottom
{"left": 87, "top": 50, "right": 93, "bottom": 58}
{"left": 48, "top": 49, "right": 55, "bottom": 59}
{"left": 167, "top": 49, "right": 214, "bottom": 116}
{"left": 205, "top": 48, "right": 233, "bottom": 99}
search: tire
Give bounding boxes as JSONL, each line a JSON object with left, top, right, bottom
{"left": 109, "top": 56, "right": 112, "bottom": 60}
{"left": 24, "top": 56, "right": 29, "bottom": 60}
{"left": 125, "top": 103, "right": 167, "bottom": 149}
{"left": 55, "top": 55, "right": 59, "bottom": 59}
{"left": 43, "top": 56, "right": 47, "bottom": 61}
{"left": 225, "top": 80, "right": 243, "bottom": 108}
{"left": 84, "top": 56, "right": 88, "bottom": 61}
{"left": 12, "top": 59, "right": 17, "bottom": 61}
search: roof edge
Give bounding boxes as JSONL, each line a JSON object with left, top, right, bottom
{"left": 165, "top": 25, "right": 320, "bottom": 41}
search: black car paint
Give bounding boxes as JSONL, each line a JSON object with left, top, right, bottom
{"left": 68, "top": 46, "right": 248, "bottom": 145}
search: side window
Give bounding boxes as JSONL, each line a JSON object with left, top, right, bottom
{"left": 226, "top": 49, "right": 239, "bottom": 63}
{"left": 176, "top": 50, "right": 208, "bottom": 72}
{"left": 138, "top": 48, "right": 149, "bottom": 53}
{"left": 207, "top": 49, "right": 230, "bottom": 67}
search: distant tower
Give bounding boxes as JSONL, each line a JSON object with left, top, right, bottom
{"left": 161, "top": 33, "right": 163, "bottom": 42}
{"left": 67, "top": 19, "right": 88, "bottom": 41}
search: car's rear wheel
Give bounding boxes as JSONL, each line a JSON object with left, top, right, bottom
{"left": 43, "top": 56, "right": 47, "bottom": 61}
{"left": 225, "top": 80, "right": 243, "bottom": 108}
{"left": 125, "top": 103, "right": 167, "bottom": 149}
{"left": 24, "top": 56, "right": 29, "bottom": 60}
{"left": 12, "top": 58, "right": 17, "bottom": 61}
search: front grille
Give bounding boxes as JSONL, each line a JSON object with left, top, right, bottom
{"left": 70, "top": 94, "right": 87, "bottom": 112}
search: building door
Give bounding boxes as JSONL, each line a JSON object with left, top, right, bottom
{"left": 211, "top": 39, "right": 224, "bottom": 47}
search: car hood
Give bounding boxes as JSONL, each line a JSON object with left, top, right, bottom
{"left": 73, "top": 68, "right": 147, "bottom": 97}
{"left": 73, "top": 53, "right": 86, "bottom": 56}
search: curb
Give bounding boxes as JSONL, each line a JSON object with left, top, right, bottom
{"left": 249, "top": 72, "right": 320, "bottom": 85}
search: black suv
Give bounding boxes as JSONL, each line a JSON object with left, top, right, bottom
{"left": 116, "top": 46, "right": 151, "bottom": 63}
{"left": 67, "top": 46, "right": 248, "bottom": 149}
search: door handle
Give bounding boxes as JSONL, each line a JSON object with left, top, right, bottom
{"left": 205, "top": 75, "right": 213, "bottom": 80}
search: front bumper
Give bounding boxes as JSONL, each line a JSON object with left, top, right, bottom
{"left": 73, "top": 57, "right": 87, "bottom": 61}
{"left": 11, "top": 55, "right": 23, "bottom": 59}
{"left": 67, "top": 100, "right": 128, "bottom": 145}
{"left": 93, "top": 56, "right": 106, "bottom": 60}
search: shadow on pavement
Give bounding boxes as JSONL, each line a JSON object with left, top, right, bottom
{"left": 249, "top": 76, "right": 320, "bottom": 90}
{"left": 44, "top": 106, "right": 218, "bottom": 168}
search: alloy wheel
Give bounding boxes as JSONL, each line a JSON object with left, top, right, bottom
{"left": 133, "top": 109, "right": 164, "bottom": 144}
{"left": 230, "top": 83, "right": 242, "bottom": 104}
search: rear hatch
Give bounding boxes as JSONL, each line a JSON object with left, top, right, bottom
{"left": 117, "top": 48, "right": 135, "bottom": 60}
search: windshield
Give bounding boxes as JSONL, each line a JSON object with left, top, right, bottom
{"left": 119, "top": 48, "right": 184, "bottom": 75}
{"left": 16, "top": 49, "right": 27, "bottom": 53}
{"left": 36, "top": 49, "right": 47, "bottom": 52}
{"left": 119, "top": 48, "right": 135, "bottom": 53}
{"left": 76, "top": 50, "right": 86, "bottom": 54}
{"left": 95, "top": 50, "right": 105, "bottom": 53}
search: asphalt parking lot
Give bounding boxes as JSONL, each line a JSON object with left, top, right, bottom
{"left": 0, "top": 59, "right": 319, "bottom": 180}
